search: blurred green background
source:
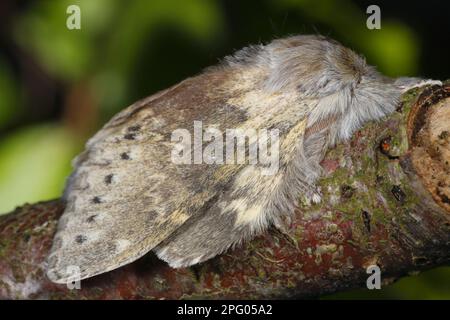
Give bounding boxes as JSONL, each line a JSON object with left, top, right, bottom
{"left": 0, "top": 0, "right": 448, "bottom": 299}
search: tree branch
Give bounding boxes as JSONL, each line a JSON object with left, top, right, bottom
{"left": 0, "top": 84, "right": 449, "bottom": 299}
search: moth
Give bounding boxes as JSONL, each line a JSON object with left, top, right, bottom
{"left": 46, "top": 34, "right": 440, "bottom": 283}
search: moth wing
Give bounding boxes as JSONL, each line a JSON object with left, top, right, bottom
{"left": 47, "top": 130, "right": 189, "bottom": 283}
{"left": 46, "top": 74, "right": 243, "bottom": 283}
{"left": 154, "top": 119, "right": 313, "bottom": 268}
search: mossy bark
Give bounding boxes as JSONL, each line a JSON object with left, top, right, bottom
{"left": 0, "top": 84, "right": 449, "bottom": 299}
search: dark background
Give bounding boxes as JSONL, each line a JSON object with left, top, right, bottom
{"left": 0, "top": 0, "right": 448, "bottom": 299}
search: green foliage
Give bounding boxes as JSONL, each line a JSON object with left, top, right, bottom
{"left": 15, "top": 0, "right": 224, "bottom": 117}
{"left": 0, "top": 125, "right": 79, "bottom": 213}
{"left": 278, "top": 0, "right": 418, "bottom": 75}
{"left": 0, "top": 57, "right": 21, "bottom": 129}
{"left": 324, "top": 266, "right": 450, "bottom": 299}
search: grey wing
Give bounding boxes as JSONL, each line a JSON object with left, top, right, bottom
{"left": 154, "top": 118, "right": 331, "bottom": 268}
{"left": 46, "top": 76, "right": 236, "bottom": 283}
{"left": 47, "top": 124, "right": 191, "bottom": 283}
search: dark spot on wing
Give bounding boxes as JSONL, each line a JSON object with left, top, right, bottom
{"left": 124, "top": 133, "right": 136, "bottom": 140}
{"left": 104, "top": 174, "right": 114, "bottom": 184}
{"left": 75, "top": 235, "right": 87, "bottom": 244}
{"left": 86, "top": 215, "right": 97, "bottom": 223}
{"left": 121, "top": 152, "right": 130, "bottom": 160}
{"left": 127, "top": 125, "right": 141, "bottom": 132}
{"left": 92, "top": 196, "right": 102, "bottom": 204}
